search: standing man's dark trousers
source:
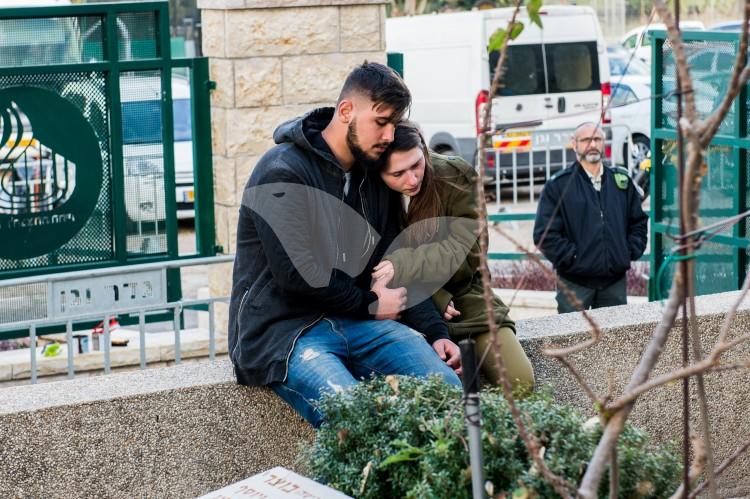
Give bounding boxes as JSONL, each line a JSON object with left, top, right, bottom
{"left": 555, "top": 275, "right": 627, "bottom": 313}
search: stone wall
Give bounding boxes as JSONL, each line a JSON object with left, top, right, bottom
{"left": 199, "top": 0, "right": 388, "bottom": 331}
{"left": 518, "top": 291, "right": 750, "bottom": 497}
{"left": 1, "top": 291, "right": 748, "bottom": 497}
{"left": 0, "top": 361, "right": 313, "bottom": 498}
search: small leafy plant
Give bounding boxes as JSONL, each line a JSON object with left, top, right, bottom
{"left": 305, "top": 376, "right": 680, "bottom": 498}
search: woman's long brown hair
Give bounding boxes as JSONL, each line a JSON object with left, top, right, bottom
{"left": 382, "top": 122, "right": 443, "bottom": 245}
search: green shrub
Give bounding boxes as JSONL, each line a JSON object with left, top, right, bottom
{"left": 304, "top": 376, "right": 681, "bottom": 498}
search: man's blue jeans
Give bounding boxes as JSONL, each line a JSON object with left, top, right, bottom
{"left": 270, "top": 317, "right": 461, "bottom": 427}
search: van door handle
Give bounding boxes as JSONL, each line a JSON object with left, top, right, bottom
{"left": 558, "top": 97, "right": 566, "bottom": 113}
{"left": 544, "top": 102, "right": 554, "bottom": 108}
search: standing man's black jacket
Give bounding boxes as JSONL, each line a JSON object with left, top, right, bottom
{"left": 228, "top": 108, "right": 450, "bottom": 387}
{"left": 533, "top": 162, "right": 648, "bottom": 289}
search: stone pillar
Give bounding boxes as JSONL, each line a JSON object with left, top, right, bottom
{"left": 199, "top": 0, "right": 388, "bottom": 332}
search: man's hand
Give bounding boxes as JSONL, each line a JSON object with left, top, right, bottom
{"left": 432, "top": 338, "right": 462, "bottom": 376}
{"left": 371, "top": 278, "right": 407, "bottom": 320}
{"left": 371, "top": 260, "right": 395, "bottom": 286}
{"left": 443, "top": 301, "right": 461, "bottom": 321}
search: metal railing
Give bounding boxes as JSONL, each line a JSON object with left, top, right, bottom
{"left": 0, "top": 255, "right": 232, "bottom": 384}
{"left": 481, "top": 124, "right": 635, "bottom": 206}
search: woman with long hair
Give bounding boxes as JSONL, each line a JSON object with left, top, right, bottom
{"left": 372, "top": 121, "right": 534, "bottom": 390}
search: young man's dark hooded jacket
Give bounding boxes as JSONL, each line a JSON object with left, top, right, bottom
{"left": 228, "top": 107, "right": 450, "bottom": 387}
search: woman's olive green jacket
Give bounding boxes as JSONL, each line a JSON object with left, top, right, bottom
{"left": 385, "top": 152, "right": 515, "bottom": 338}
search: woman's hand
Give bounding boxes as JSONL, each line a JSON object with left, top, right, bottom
{"left": 372, "top": 260, "right": 395, "bottom": 285}
{"left": 444, "top": 301, "right": 461, "bottom": 321}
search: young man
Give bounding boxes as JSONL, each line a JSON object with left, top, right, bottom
{"left": 533, "top": 122, "right": 648, "bottom": 313}
{"left": 228, "top": 62, "right": 462, "bottom": 427}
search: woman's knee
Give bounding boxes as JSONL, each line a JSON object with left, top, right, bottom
{"left": 473, "top": 328, "right": 535, "bottom": 392}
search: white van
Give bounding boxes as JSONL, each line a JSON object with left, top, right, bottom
{"left": 386, "top": 6, "right": 611, "bottom": 182}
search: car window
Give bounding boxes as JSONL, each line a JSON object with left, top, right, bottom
{"left": 611, "top": 84, "right": 638, "bottom": 107}
{"left": 545, "top": 42, "right": 600, "bottom": 93}
{"left": 716, "top": 52, "right": 735, "bottom": 70}
{"left": 122, "top": 100, "right": 161, "bottom": 145}
{"left": 690, "top": 52, "right": 715, "bottom": 72}
{"left": 122, "top": 98, "right": 192, "bottom": 145}
{"left": 0, "top": 17, "right": 81, "bottom": 67}
{"left": 172, "top": 99, "right": 193, "bottom": 142}
{"left": 609, "top": 56, "right": 626, "bottom": 76}
{"left": 490, "top": 44, "right": 546, "bottom": 96}
{"left": 623, "top": 35, "right": 636, "bottom": 49}
{"left": 625, "top": 56, "right": 650, "bottom": 75}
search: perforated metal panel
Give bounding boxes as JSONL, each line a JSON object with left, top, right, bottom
{"left": 118, "top": 11, "right": 157, "bottom": 61}
{"left": 120, "top": 69, "right": 167, "bottom": 255}
{"left": 0, "top": 1, "right": 216, "bottom": 326}
{"left": 0, "top": 71, "right": 113, "bottom": 272}
{"left": 651, "top": 30, "right": 749, "bottom": 299}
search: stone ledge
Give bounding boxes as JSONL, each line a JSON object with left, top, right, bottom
{"left": 0, "top": 360, "right": 314, "bottom": 498}
{"left": 199, "top": 0, "right": 386, "bottom": 9}
{"left": 1, "top": 291, "right": 748, "bottom": 496}
{"left": 517, "top": 289, "right": 750, "bottom": 494}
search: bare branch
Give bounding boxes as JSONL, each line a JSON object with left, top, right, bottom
{"left": 578, "top": 276, "right": 685, "bottom": 498}
{"left": 686, "top": 260, "right": 718, "bottom": 499}
{"left": 688, "top": 435, "right": 750, "bottom": 498}
{"left": 669, "top": 433, "right": 707, "bottom": 499}
{"left": 471, "top": 2, "right": 577, "bottom": 496}
{"left": 717, "top": 269, "right": 750, "bottom": 346}
{"left": 651, "top": 0, "right": 699, "bottom": 125}
{"left": 491, "top": 224, "right": 604, "bottom": 356}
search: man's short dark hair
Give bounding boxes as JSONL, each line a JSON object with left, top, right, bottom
{"left": 338, "top": 61, "right": 411, "bottom": 120}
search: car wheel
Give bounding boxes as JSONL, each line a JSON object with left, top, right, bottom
{"left": 626, "top": 135, "right": 650, "bottom": 171}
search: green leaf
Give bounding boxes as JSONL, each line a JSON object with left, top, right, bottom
{"left": 509, "top": 21, "right": 524, "bottom": 40}
{"left": 526, "top": 0, "right": 543, "bottom": 28}
{"left": 488, "top": 28, "right": 507, "bottom": 53}
{"left": 529, "top": 11, "right": 543, "bottom": 29}
{"left": 380, "top": 445, "right": 425, "bottom": 467}
{"left": 526, "top": 0, "right": 542, "bottom": 16}
{"left": 512, "top": 486, "right": 529, "bottom": 499}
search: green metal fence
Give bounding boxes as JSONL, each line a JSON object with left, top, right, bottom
{"left": 484, "top": 31, "right": 749, "bottom": 299}
{"left": 0, "top": 1, "right": 216, "bottom": 336}
{"left": 0, "top": 1, "right": 215, "bottom": 277}
{"left": 649, "top": 30, "right": 749, "bottom": 300}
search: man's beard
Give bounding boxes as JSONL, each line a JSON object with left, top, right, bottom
{"left": 346, "top": 119, "right": 385, "bottom": 170}
{"left": 584, "top": 151, "right": 602, "bottom": 163}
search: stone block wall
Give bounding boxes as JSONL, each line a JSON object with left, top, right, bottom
{"left": 198, "top": 0, "right": 388, "bottom": 332}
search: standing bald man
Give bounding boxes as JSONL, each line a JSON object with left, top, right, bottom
{"left": 533, "top": 122, "right": 648, "bottom": 313}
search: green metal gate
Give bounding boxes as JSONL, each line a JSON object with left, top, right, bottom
{"left": 0, "top": 1, "right": 216, "bottom": 333}
{"left": 649, "top": 30, "right": 749, "bottom": 299}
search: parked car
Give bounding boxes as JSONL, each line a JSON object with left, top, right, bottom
{"left": 609, "top": 76, "right": 651, "bottom": 170}
{"left": 708, "top": 20, "right": 750, "bottom": 31}
{"left": 607, "top": 45, "right": 651, "bottom": 78}
{"left": 386, "top": 5, "right": 611, "bottom": 184}
{"left": 620, "top": 21, "right": 705, "bottom": 65}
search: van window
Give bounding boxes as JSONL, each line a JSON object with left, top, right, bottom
{"left": 490, "top": 45, "right": 545, "bottom": 96}
{"left": 0, "top": 17, "right": 82, "bottom": 67}
{"left": 121, "top": 99, "right": 192, "bottom": 145}
{"left": 545, "top": 42, "right": 600, "bottom": 93}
